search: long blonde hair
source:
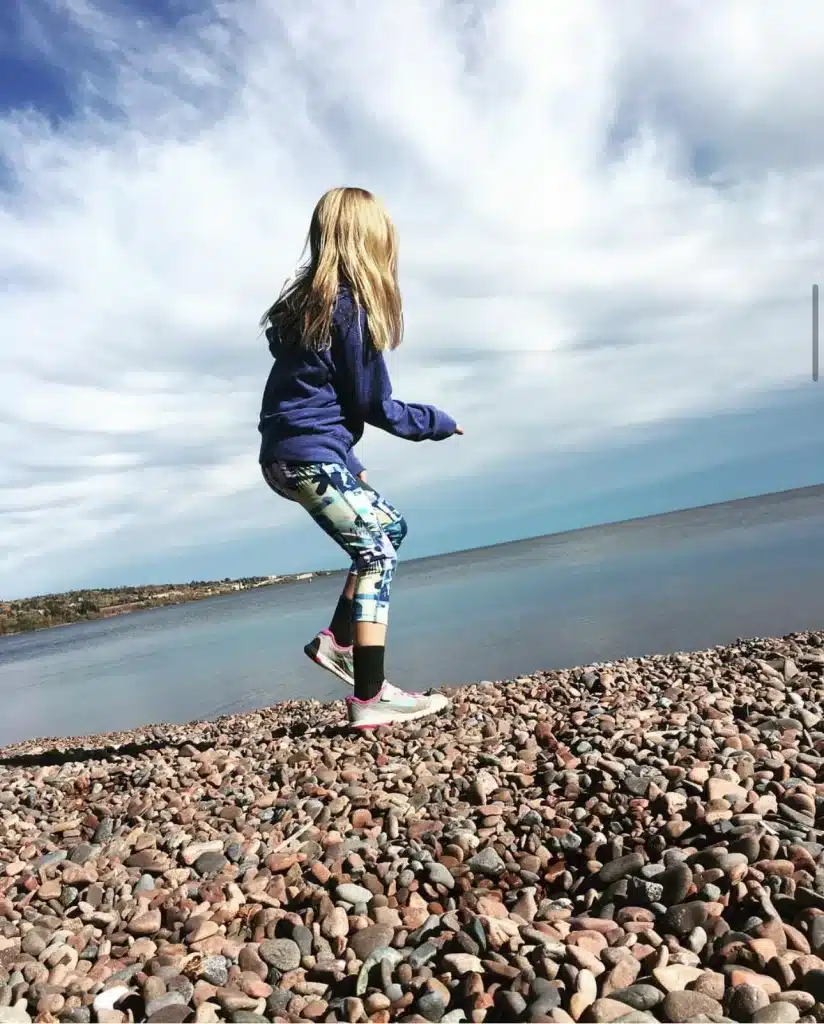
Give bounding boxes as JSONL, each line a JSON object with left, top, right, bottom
{"left": 261, "top": 187, "right": 403, "bottom": 352}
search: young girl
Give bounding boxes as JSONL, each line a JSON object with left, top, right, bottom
{"left": 258, "top": 187, "right": 463, "bottom": 730}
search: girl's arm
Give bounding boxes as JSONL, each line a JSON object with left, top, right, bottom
{"left": 336, "top": 306, "right": 457, "bottom": 442}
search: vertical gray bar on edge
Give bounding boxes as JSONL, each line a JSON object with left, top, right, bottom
{"left": 814, "top": 285, "right": 819, "bottom": 382}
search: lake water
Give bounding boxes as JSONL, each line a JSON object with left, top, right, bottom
{"left": 2, "top": 486, "right": 823, "bottom": 749}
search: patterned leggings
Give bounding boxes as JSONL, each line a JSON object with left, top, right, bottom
{"left": 262, "top": 461, "right": 407, "bottom": 626}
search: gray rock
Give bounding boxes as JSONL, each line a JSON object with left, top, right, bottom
{"left": 21, "top": 929, "right": 48, "bottom": 957}
{"left": 335, "top": 883, "right": 373, "bottom": 904}
{"left": 753, "top": 1002, "right": 800, "bottom": 1023}
{"left": 59, "top": 1010, "right": 91, "bottom": 1023}
{"left": 69, "top": 843, "right": 96, "bottom": 864}
{"left": 93, "top": 818, "right": 114, "bottom": 844}
{"left": 408, "top": 942, "right": 439, "bottom": 969}
{"left": 291, "top": 924, "right": 313, "bottom": 957}
{"left": 598, "top": 853, "right": 644, "bottom": 884}
{"left": 660, "top": 862, "right": 693, "bottom": 904}
{"left": 626, "top": 876, "right": 664, "bottom": 905}
{"left": 428, "top": 862, "right": 456, "bottom": 888}
{"left": 415, "top": 991, "right": 446, "bottom": 1022}
{"left": 34, "top": 849, "right": 67, "bottom": 870}
{"left": 496, "top": 991, "right": 527, "bottom": 1017}
{"left": 193, "top": 850, "right": 228, "bottom": 875}
{"left": 259, "top": 938, "right": 301, "bottom": 972}
{"left": 199, "top": 955, "right": 229, "bottom": 986}
{"left": 145, "top": 991, "right": 187, "bottom": 1018}
{"left": 355, "top": 947, "right": 403, "bottom": 996}
{"left": 265, "top": 989, "right": 292, "bottom": 1016}
{"left": 610, "top": 985, "right": 665, "bottom": 1011}
{"left": 662, "top": 901, "right": 708, "bottom": 937}
{"left": 662, "top": 990, "right": 723, "bottom": 1022}
{"left": 60, "top": 885, "right": 80, "bottom": 907}
{"left": 468, "top": 847, "right": 506, "bottom": 876}
{"left": 728, "top": 983, "right": 769, "bottom": 1020}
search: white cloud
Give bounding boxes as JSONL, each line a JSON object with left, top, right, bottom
{"left": 1, "top": 0, "right": 822, "bottom": 595}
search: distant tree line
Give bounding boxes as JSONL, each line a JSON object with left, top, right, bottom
{"left": 0, "top": 576, "right": 285, "bottom": 636}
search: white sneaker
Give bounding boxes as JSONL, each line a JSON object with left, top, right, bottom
{"left": 346, "top": 682, "right": 449, "bottom": 730}
{"left": 304, "top": 630, "right": 354, "bottom": 686}
{"left": 305, "top": 635, "right": 430, "bottom": 698}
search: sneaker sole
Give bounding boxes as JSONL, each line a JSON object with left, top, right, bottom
{"left": 304, "top": 643, "right": 354, "bottom": 687}
{"left": 348, "top": 694, "right": 449, "bottom": 731}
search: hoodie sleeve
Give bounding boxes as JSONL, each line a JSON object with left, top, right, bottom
{"left": 335, "top": 304, "right": 457, "bottom": 442}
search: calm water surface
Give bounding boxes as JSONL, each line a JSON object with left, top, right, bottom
{"left": 2, "top": 487, "right": 823, "bottom": 748}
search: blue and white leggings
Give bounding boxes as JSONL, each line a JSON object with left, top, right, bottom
{"left": 262, "top": 461, "right": 407, "bottom": 627}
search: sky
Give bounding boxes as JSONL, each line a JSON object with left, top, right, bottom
{"left": 1, "top": 0, "right": 823, "bottom": 599}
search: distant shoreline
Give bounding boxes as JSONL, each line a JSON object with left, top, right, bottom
{"left": 0, "top": 570, "right": 336, "bottom": 638}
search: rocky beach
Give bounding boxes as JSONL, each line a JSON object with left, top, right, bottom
{"left": 2, "top": 631, "right": 824, "bottom": 1023}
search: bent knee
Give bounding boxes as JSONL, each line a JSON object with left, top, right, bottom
{"left": 354, "top": 544, "right": 397, "bottom": 575}
{"left": 386, "top": 515, "right": 408, "bottom": 550}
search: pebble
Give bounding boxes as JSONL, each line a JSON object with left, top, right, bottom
{"left": 598, "top": 853, "right": 645, "bottom": 884}
{"left": 728, "top": 982, "right": 770, "bottom": 1019}
{"left": 754, "top": 1002, "right": 800, "bottom": 1023}
{"left": 335, "top": 883, "right": 373, "bottom": 905}
{"left": 258, "top": 939, "right": 300, "bottom": 972}
{"left": 348, "top": 925, "right": 393, "bottom": 961}
{"left": 427, "top": 862, "right": 456, "bottom": 889}
{"left": 609, "top": 985, "right": 664, "bottom": 1011}
{"left": 416, "top": 990, "right": 446, "bottom": 1021}
{"left": 661, "top": 990, "right": 723, "bottom": 1021}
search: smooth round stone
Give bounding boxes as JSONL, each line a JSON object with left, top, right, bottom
{"left": 259, "top": 938, "right": 301, "bottom": 972}
{"left": 754, "top": 1003, "right": 800, "bottom": 1023}
{"left": 598, "top": 853, "right": 645, "bottom": 885}
{"left": 660, "top": 863, "right": 693, "bottom": 904}
{"left": 348, "top": 925, "right": 393, "bottom": 961}
{"left": 627, "top": 877, "right": 664, "bottom": 905}
{"left": 291, "top": 925, "right": 313, "bottom": 956}
{"left": 467, "top": 848, "right": 505, "bottom": 876}
{"left": 728, "top": 984, "right": 770, "bottom": 1019}
{"left": 193, "top": 851, "right": 228, "bottom": 875}
{"left": 200, "top": 956, "right": 229, "bottom": 986}
{"left": 60, "top": 1010, "right": 91, "bottom": 1024}
{"left": 662, "top": 901, "right": 708, "bottom": 937}
{"left": 335, "top": 883, "right": 373, "bottom": 905}
{"left": 415, "top": 991, "right": 446, "bottom": 1022}
{"left": 662, "top": 990, "right": 723, "bottom": 1022}
{"left": 427, "top": 863, "right": 456, "bottom": 889}
{"left": 408, "top": 942, "right": 438, "bottom": 969}
{"left": 609, "top": 985, "right": 665, "bottom": 1011}
{"left": 495, "top": 990, "right": 527, "bottom": 1017}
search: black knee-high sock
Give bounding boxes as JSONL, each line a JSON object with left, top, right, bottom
{"left": 329, "top": 594, "right": 354, "bottom": 648}
{"left": 353, "top": 645, "right": 385, "bottom": 702}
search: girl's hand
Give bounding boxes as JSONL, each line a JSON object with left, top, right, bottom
{"left": 357, "top": 470, "right": 368, "bottom": 484}
{"left": 454, "top": 425, "right": 464, "bottom": 435}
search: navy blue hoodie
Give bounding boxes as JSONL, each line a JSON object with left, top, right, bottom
{"left": 258, "top": 288, "right": 457, "bottom": 476}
